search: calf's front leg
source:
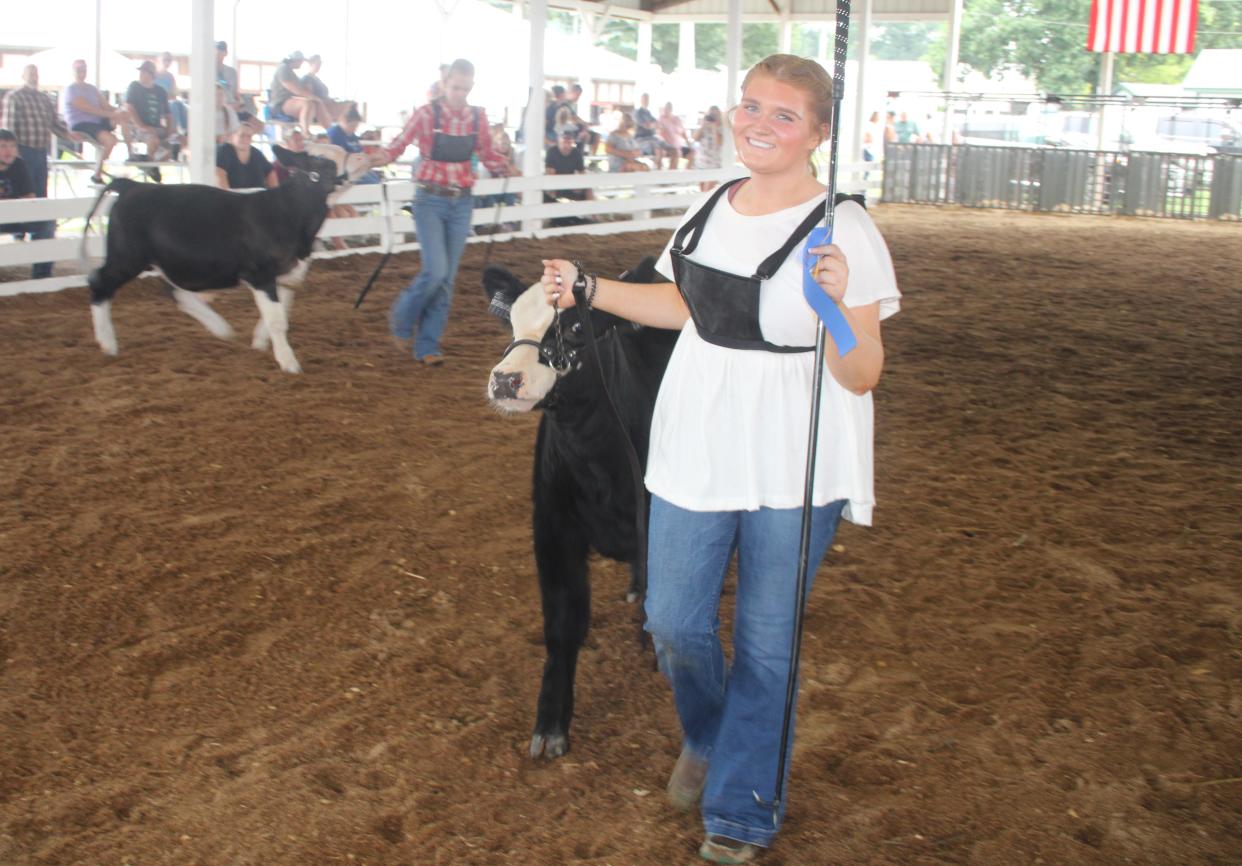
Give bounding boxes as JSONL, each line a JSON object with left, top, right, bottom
{"left": 252, "top": 287, "right": 295, "bottom": 353}
{"left": 530, "top": 507, "right": 591, "bottom": 759}
{"left": 247, "top": 281, "right": 301, "bottom": 373}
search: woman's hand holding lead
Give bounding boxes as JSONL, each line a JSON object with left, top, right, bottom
{"left": 808, "top": 243, "right": 849, "bottom": 305}
{"left": 540, "top": 259, "right": 578, "bottom": 309}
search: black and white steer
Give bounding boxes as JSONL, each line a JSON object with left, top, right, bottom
{"left": 84, "top": 145, "right": 370, "bottom": 373}
{"left": 484, "top": 260, "right": 678, "bottom": 758}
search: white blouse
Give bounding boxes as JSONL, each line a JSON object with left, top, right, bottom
{"left": 647, "top": 188, "right": 901, "bottom": 525}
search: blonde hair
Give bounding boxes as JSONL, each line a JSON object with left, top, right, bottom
{"left": 740, "top": 54, "right": 834, "bottom": 175}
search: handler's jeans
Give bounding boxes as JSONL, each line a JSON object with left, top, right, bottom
{"left": 18, "top": 145, "right": 54, "bottom": 279}
{"left": 644, "top": 494, "right": 847, "bottom": 848}
{"left": 389, "top": 188, "right": 473, "bottom": 359}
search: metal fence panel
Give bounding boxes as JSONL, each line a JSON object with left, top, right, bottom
{"left": 1209, "top": 155, "right": 1242, "bottom": 220}
{"left": 881, "top": 142, "right": 1240, "bottom": 222}
{"left": 1039, "top": 150, "right": 1097, "bottom": 213}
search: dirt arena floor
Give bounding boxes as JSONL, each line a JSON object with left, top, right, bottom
{"left": 1, "top": 205, "right": 1239, "bottom": 866}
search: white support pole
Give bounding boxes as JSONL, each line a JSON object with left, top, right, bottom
{"left": 638, "top": 21, "right": 653, "bottom": 69}
{"left": 231, "top": 0, "right": 241, "bottom": 68}
{"left": 852, "top": 0, "right": 873, "bottom": 163}
{"left": 94, "top": 0, "right": 103, "bottom": 89}
{"left": 190, "top": 0, "right": 216, "bottom": 185}
{"left": 1097, "top": 51, "right": 1114, "bottom": 151}
{"left": 524, "top": 0, "right": 548, "bottom": 234}
{"left": 724, "top": 0, "right": 742, "bottom": 168}
{"left": 678, "top": 21, "right": 696, "bottom": 75}
{"left": 779, "top": 10, "right": 793, "bottom": 55}
{"left": 943, "top": 0, "right": 963, "bottom": 144}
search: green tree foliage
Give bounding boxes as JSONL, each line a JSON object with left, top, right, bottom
{"left": 599, "top": 19, "right": 638, "bottom": 61}
{"left": 653, "top": 22, "right": 679, "bottom": 73}
{"left": 871, "top": 22, "right": 945, "bottom": 61}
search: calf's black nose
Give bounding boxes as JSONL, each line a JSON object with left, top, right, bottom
{"left": 491, "top": 370, "right": 523, "bottom": 400}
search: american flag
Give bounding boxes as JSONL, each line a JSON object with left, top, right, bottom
{"left": 1087, "top": 0, "right": 1198, "bottom": 53}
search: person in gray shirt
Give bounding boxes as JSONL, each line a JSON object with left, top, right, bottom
{"left": 269, "top": 51, "right": 330, "bottom": 131}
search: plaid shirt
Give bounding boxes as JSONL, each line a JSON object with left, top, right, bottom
{"left": 1, "top": 86, "right": 71, "bottom": 150}
{"left": 385, "top": 100, "right": 509, "bottom": 189}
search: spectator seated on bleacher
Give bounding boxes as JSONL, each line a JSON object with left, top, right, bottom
{"left": 215, "top": 126, "right": 276, "bottom": 190}
{"left": 326, "top": 107, "right": 381, "bottom": 184}
{"left": 154, "top": 52, "right": 188, "bottom": 135}
{"left": 545, "top": 128, "right": 595, "bottom": 226}
{"left": 633, "top": 92, "right": 674, "bottom": 169}
{"left": 0, "top": 129, "right": 42, "bottom": 242}
{"left": 62, "top": 58, "right": 127, "bottom": 185}
{"left": 606, "top": 114, "right": 649, "bottom": 173}
{"left": 124, "top": 60, "right": 179, "bottom": 172}
{"left": 268, "top": 51, "right": 332, "bottom": 133}
{"left": 215, "top": 83, "right": 240, "bottom": 143}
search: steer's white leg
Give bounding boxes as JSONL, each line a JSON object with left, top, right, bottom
{"left": 172, "top": 287, "right": 235, "bottom": 340}
{"left": 91, "top": 301, "right": 118, "bottom": 356}
{"left": 248, "top": 283, "right": 301, "bottom": 373}
{"left": 252, "top": 318, "right": 270, "bottom": 352}
{"left": 255, "top": 261, "right": 305, "bottom": 351}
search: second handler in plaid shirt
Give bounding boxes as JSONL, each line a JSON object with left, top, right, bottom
{"left": 374, "top": 57, "right": 516, "bottom": 366}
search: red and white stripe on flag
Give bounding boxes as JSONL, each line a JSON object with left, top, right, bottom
{"left": 1087, "top": 0, "right": 1198, "bottom": 53}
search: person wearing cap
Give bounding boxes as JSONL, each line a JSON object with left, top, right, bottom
{"left": 124, "top": 60, "right": 175, "bottom": 163}
{"left": 269, "top": 51, "right": 330, "bottom": 132}
{"left": 370, "top": 57, "right": 517, "bottom": 366}
{"left": 0, "top": 64, "right": 80, "bottom": 278}
{"left": 215, "top": 41, "right": 241, "bottom": 111}
{"left": 61, "top": 59, "right": 127, "bottom": 185}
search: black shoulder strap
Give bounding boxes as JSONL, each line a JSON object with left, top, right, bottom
{"left": 754, "top": 192, "right": 867, "bottom": 279}
{"left": 672, "top": 177, "right": 746, "bottom": 256}
{"left": 432, "top": 98, "right": 441, "bottom": 132}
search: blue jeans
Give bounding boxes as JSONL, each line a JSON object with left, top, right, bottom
{"left": 644, "top": 494, "right": 847, "bottom": 848}
{"left": 389, "top": 189, "right": 473, "bottom": 359}
{"left": 18, "top": 144, "right": 54, "bottom": 278}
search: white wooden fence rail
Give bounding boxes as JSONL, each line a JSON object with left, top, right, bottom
{"left": 0, "top": 163, "right": 879, "bottom": 298}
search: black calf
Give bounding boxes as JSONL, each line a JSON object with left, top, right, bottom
{"left": 485, "top": 259, "right": 678, "bottom": 758}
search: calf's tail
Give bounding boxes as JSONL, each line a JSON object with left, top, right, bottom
{"left": 79, "top": 179, "right": 143, "bottom": 266}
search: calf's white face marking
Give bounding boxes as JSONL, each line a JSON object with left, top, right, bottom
{"left": 487, "top": 282, "right": 560, "bottom": 412}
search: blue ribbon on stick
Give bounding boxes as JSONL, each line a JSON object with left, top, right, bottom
{"left": 802, "top": 225, "right": 857, "bottom": 357}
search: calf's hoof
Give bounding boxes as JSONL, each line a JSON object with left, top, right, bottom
{"left": 97, "top": 339, "right": 118, "bottom": 357}
{"left": 529, "top": 731, "right": 569, "bottom": 759}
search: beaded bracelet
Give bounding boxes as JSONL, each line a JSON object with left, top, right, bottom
{"left": 586, "top": 273, "right": 599, "bottom": 308}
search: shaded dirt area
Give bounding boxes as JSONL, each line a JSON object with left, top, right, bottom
{"left": 1, "top": 207, "right": 1239, "bottom": 866}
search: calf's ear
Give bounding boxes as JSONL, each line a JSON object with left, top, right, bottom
{"left": 481, "top": 266, "right": 522, "bottom": 301}
{"left": 481, "top": 266, "right": 524, "bottom": 326}
{"left": 271, "top": 144, "right": 297, "bottom": 167}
